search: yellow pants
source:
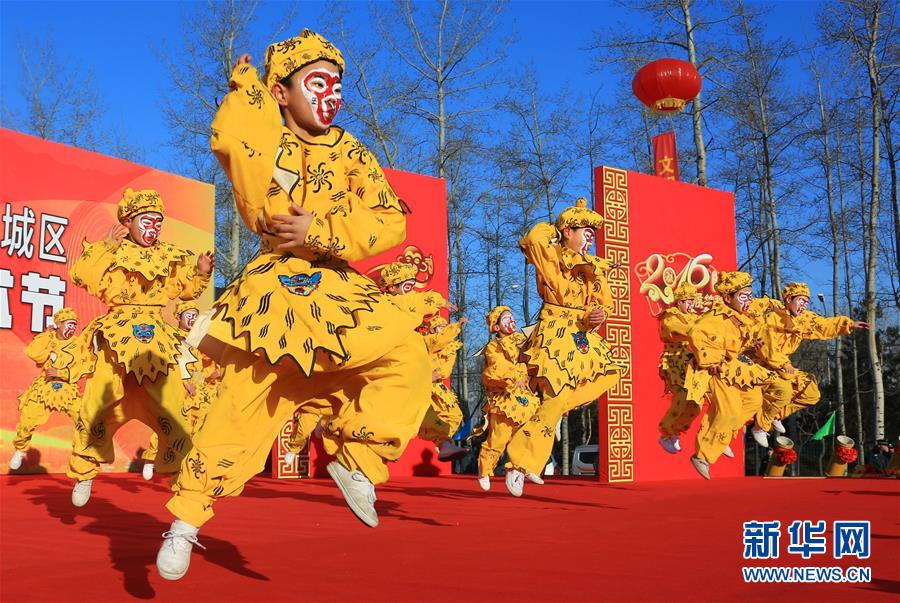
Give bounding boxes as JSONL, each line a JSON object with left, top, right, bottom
{"left": 477, "top": 412, "right": 519, "bottom": 477}
{"left": 695, "top": 377, "right": 763, "bottom": 464}
{"left": 756, "top": 371, "right": 820, "bottom": 431}
{"left": 417, "top": 383, "right": 463, "bottom": 446}
{"left": 141, "top": 405, "right": 208, "bottom": 462}
{"left": 658, "top": 386, "right": 701, "bottom": 439}
{"left": 166, "top": 331, "right": 430, "bottom": 528}
{"left": 67, "top": 344, "right": 193, "bottom": 481}
{"left": 14, "top": 400, "right": 78, "bottom": 451}
{"left": 285, "top": 407, "right": 329, "bottom": 455}
{"left": 506, "top": 371, "right": 620, "bottom": 475}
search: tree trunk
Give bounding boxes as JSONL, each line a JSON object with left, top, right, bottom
{"left": 680, "top": 0, "right": 708, "bottom": 186}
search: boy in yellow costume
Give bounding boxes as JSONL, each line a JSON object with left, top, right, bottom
{"left": 9, "top": 307, "right": 93, "bottom": 470}
{"left": 157, "top": 30, "right": 431, "bottom": 581}
{"left": 504, "top": 199, "right": 621, "bottom": 497}
{"left": 142, "top": 301, "right": 222, "bottom": 480}
{"left": 418, "top": 313, "right": 469, "bottom": 462}
{"left": 67, "top": 188, "right": 213, "bottom": 505}
{"left": 477, "top": 305, "right": 541, "bottom": 491}
{"left": 378, "top": 261, "right": 455, "bottom": 320}
{"left": 686, "top": 271, "right": 773, "bottom": 479}
{"left": 749, "top": 281, "right": 867, "bottom": 446}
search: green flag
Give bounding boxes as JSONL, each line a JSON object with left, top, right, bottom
{"left": 812, "top": 412, "right": 836, "bottom": 441}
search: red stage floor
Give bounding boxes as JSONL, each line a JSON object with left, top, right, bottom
{"left": 1, "top": 473, "right": 897, "bottom": 602}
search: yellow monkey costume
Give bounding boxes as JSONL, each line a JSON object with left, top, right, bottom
{"left": 686, "top": 272, "right": 773, "bottom": 466}
{"left": 13, "top": 308, "right": 93, "bottom": 452}
{"left": 67, "top": 190, "right": 210, "bottom": 481}
{"left": 657, "top": 284, "right": 703, "bottom": 439}
{"left": 478, "top": 306, "right": 541, "bottom": 477}
{"left": 505, "top": 199, "right": 621, "bottom": 475}
{"left": 166, "top": 31, "right": 430, "bottom": 528}
{"left": 417, "top": 315, "right": 465, "bottom": 446}
{"left": 379, "top": 261, "right": 448, "bottom": 322}
{"left": 752, "top": 282, "right": 855, "bottom": 431}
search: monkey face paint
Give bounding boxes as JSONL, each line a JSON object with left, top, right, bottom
{"left": 128, "top": 212, "right": 163, "bottom": 247}
{"left": 497, "top": 311, "right": 518, "bottom": 335}
{"left": 726, "top": 287, "right": 753, "bottom": 313}
{"left": 786, "top": 295, "right": 809, "bottom": 317}
{"left": 179, "top": 309, "right": 199, "bottom": 331}
{"left": 58, "top": 320, "right": 77, "bottom": 340}
{"left": 301, "top": 68, "right": 342, "bottom": 129}
{"left": 563, "top": 226, "right": 595, "bottom": 254}
{"left": 676, "top": 299, "right": 695, "bottom": 314}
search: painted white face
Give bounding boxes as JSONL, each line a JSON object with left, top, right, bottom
{"left": 432, "top": 322, "right": 447, "bottom": 333}
{"left": 179, "top": 309, "right": 199, "bottom": 331}
{"left": 567, "top": 227, "right": 594, "bottom": 254}
{"left": 58, "top": 320, "right": 77, "bottom": 340}
{"left": 134, "top": 212, "right": 163, "bottom": 246}
{"left": 497, "top": 311, "right": 517, "bottom": 335}
{"left": 676, "top": 299, "right": 695, "bottom": 313}
{"left": 386, "top": 279, "right": 416, "bottom": 295}
{"left": 787, "top": 295, "right": 809, "bottom": 316}
{"left": 727, "top": 287, "right": 753, "bottom": 313}
{"left": 301, "top": 68, "right": 342, "bottom": 129}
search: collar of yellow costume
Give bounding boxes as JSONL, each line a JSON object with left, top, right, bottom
{"left": 53, "top": 307, "right": 77, "bottom": 324}
{"left": 714, "top": 271, "right": 752, "bottom": 296}
{"left": 263, "top": 29, "right": 345, "bottom": 90}
{"left": 560, "top": 246, "right": 612, "bottom": 275}
{"left": 782, "top": 282, "right": 810, "bottom": 300}
{"left": 378, "top": 262, "right": 418, "bottom": 289}
{"left": 555, "top": 198, "right": 604, "bottom": 231}
{"left": 109, "top": 238, "right": 192, "bottom": 281}
{"left": 118, "top": 188, "right": 164, "bottom": 223}
{"left": 486, "top": 305, "right": 511, "bottom": 330}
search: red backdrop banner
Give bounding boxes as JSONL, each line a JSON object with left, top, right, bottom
{"left": 0, "top": 129, "right": 215, "bottom": 475}
{"left": 652, "top": 132, "right": 680, "bottom": 181}
{"left": 271, "top": 168, "right": 450, "bottom": 480}
{"left": 595, "top": 166, "right": 739, "bottom": 482}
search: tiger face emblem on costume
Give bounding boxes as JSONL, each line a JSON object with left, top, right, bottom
{"left": 278, "top": 272, "right": 322, "bottom": 296}
{"left": 572, "top": 331, "right": 590, "bottom": 354}
{"left": 515, "top": 396, "right": 530, "bottom": 407}
{"left": 133, "top": 324, "right": 155, "bottom": 343}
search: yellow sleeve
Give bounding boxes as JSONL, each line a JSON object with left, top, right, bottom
{"left": 589, "top": 270, "right": 614, "bottom": 315}
{"left": 748, "top": 296, "right": 780, "bottom": 316}
{"left": 482, "top": 341, "right": 518, "bottom": 389}
{"left": 434, "top": 350, "right": 458, "bottom": 380}
{"left": 659, "top": 312, "right": 692, "bottom": 343}
{"left": 423, "top": 321, "right": 462, "bottom": 354}
{"left": 404, "top": 291, "right": 447, "bottom": 322}
{"left": 69, "top": 239, "right": 117, "bottom": 297}
{"left": 757, "top": 326, "right": 790, "bottom": 369}
{"left": 688, "top": 315, "right": 727, "bottom": 368}
{"left": 209, "top": 64, "right": 283, "bottom": 236}
{"left": 24, "top": 332, "right": 53, "bottom": 366}
{"left": 303, "top": 133, "right": 407, "bottom": 262}
{"left": 800, "top": 313, "right": 855, "bottom": 340}
{"left": 165, "top": 258, "right": 211, "bottom": 301}
{"left": 519, "top": 222, "right": 563, "bottom": 283}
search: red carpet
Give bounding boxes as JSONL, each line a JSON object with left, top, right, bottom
{"left": 1, "top": 473, "right": 897, "bottom": 602}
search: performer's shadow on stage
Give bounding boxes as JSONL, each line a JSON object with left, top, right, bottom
{"left": 23, "top": 480, "right": 269, "bottom": 598}
{"left": 7, "top": 449, "right": 49, "bottom": 475}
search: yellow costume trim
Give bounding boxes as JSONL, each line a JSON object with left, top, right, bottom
{"left": 782, "top": 282, "right": 810, "bottom": 299}
{"left": 555, "top": 198, "right": 603, "bottom": 231}
{"left": 378, "top": 262, "right": 418, "bottom": 289}
{"left": 657, "top": 307, "right": 698, "bottom": 392}
{"left": 117, "top": 188, "right": 164, "bottom": 222}
{"left": 263, "top": 29, "right": 345, "bottom": 89}
{"left": 672, "top": 282, "right": 698, "bottom": 302}
{"left": 714, "top": 271, "right": 752, "bottom": 296}
{"left": 486, "top": 305, "right": 511, "bottom": 329}
{"left": 53, "top": 307, "right": 77, "bottom": 324}
{"left": 425, "top": 314, "right": 448, "bottom": 331}
{"left": 393, "top": 290, "right": 447, "bottom": 323}
{"left": 482, "top": 332, "right": 539, "bottom": 425}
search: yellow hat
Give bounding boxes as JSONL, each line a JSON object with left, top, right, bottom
{"left": 486, "top": 305, "right": 512, "bottom": 330}
{"left": 782, "top": 282, "right": 810, "bottom": 300}
{"left": 555, "top": 198, "right": 604, "bottom": 231}
{"left": 714, "top": 271, "right": 753, "bottom": 296}
{"left": 117, "top": 188, "right": 164, "bottom": 223}
{"left": 426, "top": 314, "right": 448, "bottom": 331}
{"left": 53, "top": 307, "right": 77, "bottom": 324}
{"left": 263, "top": 29, "right": 345, "bottom": 90}
{"left": 672, "top": 282, "right": 699, "bottom": 302}
{"left": 378, "top": 262, "right": 418, "bottom": 289}
{"left": 175, "top": 301, "right": 200, "bottom": 318}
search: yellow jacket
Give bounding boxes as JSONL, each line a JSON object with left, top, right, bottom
{"left": 396, "top": 290, "right": 447, "bottom": 324}
{"left": 208, "top": 63, "right": 419, "bottom": 375}
{"left": 482, "top": 332, "right": 539, "bottom": 424}
{"left": 518, "top": 222, "right": 618, "bottom": 396}
{"left": 753, "top": 301, "right": 854, "bottom": 371}
{"left": 424, "top": 321, "right": 462, "bottom": 380}
{"left": 24, "top": 330, "right": 94, "bottom": 383}
{"left": 70, "top": 238, "right": 209, "bottom": 383}
{"left": 657, "top": 307, "right": 698, "bottom": 392}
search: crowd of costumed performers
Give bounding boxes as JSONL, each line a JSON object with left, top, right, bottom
{"left": 5, "top": 28, "right": 879, "bottom": 583}
{"left": 653, "top": 274, "right": 868, "bottom": 480}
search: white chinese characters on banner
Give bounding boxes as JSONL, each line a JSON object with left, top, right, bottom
{"left": 0, "top": 202, "right": 70, "bottom": 332}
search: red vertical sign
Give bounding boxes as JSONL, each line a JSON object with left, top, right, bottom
{"left": 653, "top": 131, "right": 679, "bottom": 181}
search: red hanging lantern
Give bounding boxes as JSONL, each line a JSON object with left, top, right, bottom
{"left": 632, "top": 58, "right": 702, "bottom": 115}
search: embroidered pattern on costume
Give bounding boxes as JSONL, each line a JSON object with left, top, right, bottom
{"left": 572, "top": 331, "right": 590, "bottom": 354}
{"left": 278, "top": 272, "right": 322, "bottom": 296}
{"left": 132, "top": 324, "right": 155, "bottom": 343}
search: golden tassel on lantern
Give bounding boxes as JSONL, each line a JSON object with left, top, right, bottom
{"left": 765, "top": 436, "right": 796, "bottom": 477}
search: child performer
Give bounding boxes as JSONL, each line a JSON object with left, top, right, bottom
{"left": 10, "top": 307, "right": 92, "bottom": 470}
{"left": 504, "top": 198, "right": 621, "bottom": 497}
{"left": 67, "top": 188, "right": 212, "bottom": 506}
{"left": 157, "top": 30, "right": 431, "bottom": 580}
{"left": 477, "top": 306, "right": 541, "bottom": 491}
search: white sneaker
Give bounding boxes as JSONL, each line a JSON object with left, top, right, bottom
{"left": 477, "top": 475, "right": 491, "bottom": 491}
{"left": 284, "top": 451, "right": 296, "bottom": 466}
{"left": 690, "top": 456, "right": 711, "bottom": 480}
{"left": 658, "top": 436, "right": 679, "bottom": 454}
{"left": 772, "top": 420, "right": 786, "bottom": 434}
{"left": 72, "top": 480, "right": 92, "bottom": 507}
{"left": 555, "top": 419, "right": 562, "bottom": 441}
{"left": 9, "top": 450, "right": 26, "bottom": 470}
{"left": 142, "top": 462, "right": 154, "bottom": 480}
{"left": 156, "top": 519, "right": 205, "bottom": 581}
{"left": 525, "top": 472, "right": 544, "bottom": 485}
{"left": 751, "top": 428, "right": 770, "bottom": 448}
{"left": 505, "top": 469, "right": 525, "bottom": 497}
{"left": 437, "top": 440, "right": 468, "bottom": 462}
{"left": 326, "top": 461, "right": 378, "bottom": 528}
{"left": 723, "top": 445, "right": 735, "bottom": 459}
